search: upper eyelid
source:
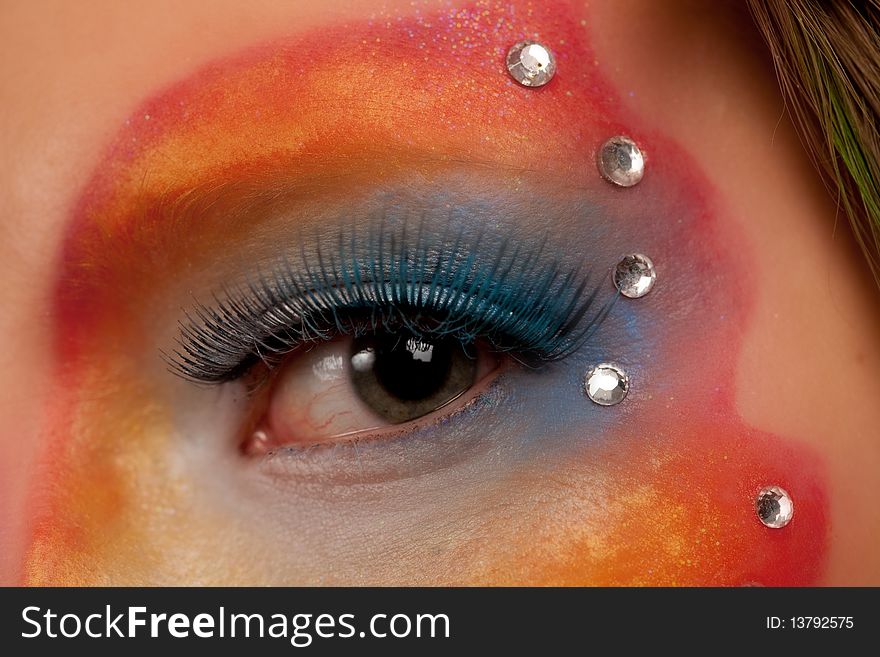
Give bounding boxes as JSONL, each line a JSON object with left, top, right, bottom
{"left": 168, "top": 220, "right": 614, "bottom": 383}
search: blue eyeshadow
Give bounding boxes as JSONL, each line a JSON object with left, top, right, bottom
{"left": 169, "top": 215, "right": 615, "bottom": 383}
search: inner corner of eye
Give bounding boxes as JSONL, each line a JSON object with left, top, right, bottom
{"left": 241, "top": 329, "right": 501, "bottom": 454}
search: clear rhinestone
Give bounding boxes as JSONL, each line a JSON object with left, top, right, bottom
{"left": 584, "top": 363, "right": 629, "bottom": 406}
{"left": 613, "top": 253, "right": 656, "bottom": 298}
{"left": 756, "top": 486, "right": 794, "bottom": 529}
{"left": 506, "top": 41, "right": 556, "bottom": 87}
{"left": 598, "top": 135, "right": 645, "bottom": 187}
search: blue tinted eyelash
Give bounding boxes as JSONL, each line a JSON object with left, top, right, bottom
{"left": 168, "top": 221, "right": 614, "bottom": 383}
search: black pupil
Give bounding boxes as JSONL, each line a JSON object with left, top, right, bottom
{"left": 349, "top": 331, "right": 477, "bottom": 424}
{"left": 364, "top": 335, "right": 452, "bottom": 400}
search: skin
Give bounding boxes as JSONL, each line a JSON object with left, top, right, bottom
{"left": 1, "top": 0, "right": 879, "bottom": 584}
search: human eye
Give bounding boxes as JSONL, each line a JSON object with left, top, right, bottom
{"left": 168, "top": 220, "right": 608, "bottom": 452}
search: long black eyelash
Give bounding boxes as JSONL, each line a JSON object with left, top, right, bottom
{"left": 167, "top": 223, "right": 615, "bottom": 383}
